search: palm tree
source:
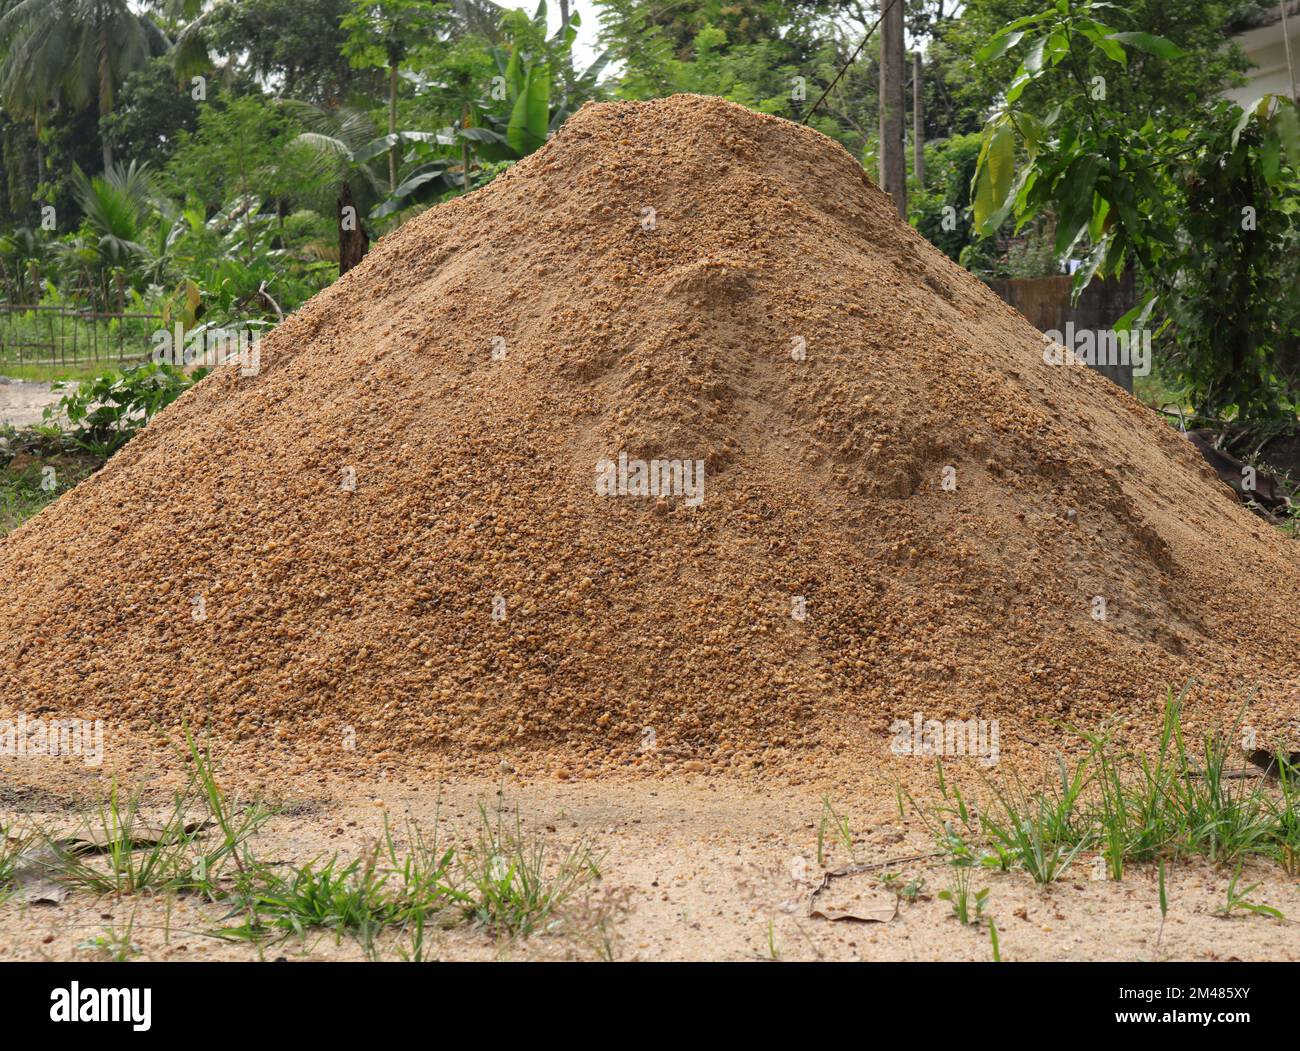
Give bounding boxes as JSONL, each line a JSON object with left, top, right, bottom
{"left": 70, "top": 159, "right": 155, "bottom": 308}
{"left": 0, "top": 225, "right": 48, "bottom": 301}
{"left": 282, "top": 100, "right": 387, "bottom": 215}
{"left": 0, "top": 0, "right": 169, "bottom": 171}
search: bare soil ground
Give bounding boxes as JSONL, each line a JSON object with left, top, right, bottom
{"left": 1, "top": 759, "right": 1296, "bottom": 962}
{"left": 0, "top": 379, "right": 60, "bottom": 430}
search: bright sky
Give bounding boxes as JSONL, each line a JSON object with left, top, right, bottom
{"left": 501, "top": 0, "right": 606, "bottom": 67}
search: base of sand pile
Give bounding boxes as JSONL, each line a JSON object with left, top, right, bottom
{"left": 3, "top": 756, "right": 1299, "bottom": 962}
{"left": 0, "top": 95, "right": 1296, "bottom": 779}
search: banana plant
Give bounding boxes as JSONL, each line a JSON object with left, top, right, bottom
{"left": 354, "top": 130, "right": 457, "bottom": 218}
{"left": 461, "top": 2, "right": 609, "bottom": 163}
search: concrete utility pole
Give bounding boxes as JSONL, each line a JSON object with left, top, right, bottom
{"left": 1281, "top": 2, "right": 1298, "bottom": 104}
{"left": 878, "top": 0, "right": 907, "bottom": 217}
{"left": 912, "top": 50, "right": 925, "bottom": 189}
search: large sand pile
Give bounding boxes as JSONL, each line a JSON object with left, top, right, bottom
{"left": 2, "top": 95, "right": 1296, "bottom": 773}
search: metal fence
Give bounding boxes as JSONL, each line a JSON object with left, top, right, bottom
{"left": 0, "top": 304, "right": 161, "bottom": 369}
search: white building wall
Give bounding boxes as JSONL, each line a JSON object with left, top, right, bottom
{"left": 1226, "top": 10, "right": 1300, "bottom": 104}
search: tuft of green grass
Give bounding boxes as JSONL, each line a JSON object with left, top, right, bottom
{"left": 1219, "top": 864, "right": 1285, "bottom": 921}
{"left": 7, "top": 730, "right": 614, "bottom": 956}
{"left": 47, "top": 780, "right": 207, "bottom": 896}
{"left": 938, "top": 866, "right": 988, "bottom": 926}
{"left": 1079, "top": 688, "right": 1298, "bottom": 872}
{"left": 47, "top": 732, "right": 271, "bottom": 898}
{"left": 906, "top": 685, "right": 1300, "bottom": 883}
{"left": 214, "top": 799, "right": 601, "bottom": 951}
{"left": 976, "top": 756, "right": 1092, "bottom": 882}
{"left": 216, "top": 814, "right": 465, "bottom": 948}
{"left": 459, "top": 802, "right": 601, "bottom": 938}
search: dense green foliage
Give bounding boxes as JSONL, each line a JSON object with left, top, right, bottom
{"left": 48, "top": 360, "right": 205, "bottom": 456}
{"left": 970, "top": 0, "right": 1300, "bottom": 420}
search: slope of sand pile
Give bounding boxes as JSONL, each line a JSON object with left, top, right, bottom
{"left": 1, "top": 95, "right": 1297, "bottom": 775}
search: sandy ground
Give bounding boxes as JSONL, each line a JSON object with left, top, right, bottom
{"left": 0, "top": 378, "right": 61, "bottom": 429}
{"left": 1, "top": 758, "right": 1296, "bottom": 963}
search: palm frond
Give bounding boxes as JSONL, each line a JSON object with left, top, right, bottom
{"left": 71, "top": 162, "right": 153, "bottom": 243}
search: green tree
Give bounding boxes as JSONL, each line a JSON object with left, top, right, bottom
{"left": 595, "top": 0, "right": 873, "bottom": 153}
{"left": 161, "top": 94, "right": 304, "bottom": 217}
{"left": 937, "top": 0, "right": 1249, "bottom": 135}
{"left": 99, "top": 55, "right": 200, "bottom": 171}
{"left": 0, "top": 0, "right": 169, "bottom": 171}
{"left": 0, "top": 110, "right": 38, "bottom": 226}
{"left": 341, "top": 0, "right": 448, "bottom": 192}
{"left": 969, "top": 0, "right": 1300, "bottom": 421}
{"left": 206, "top": 0, "right": 366, "bottom": 106}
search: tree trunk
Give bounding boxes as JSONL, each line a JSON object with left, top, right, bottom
{"left": 99, "top": 27, "right": 115, "bottom": 174}
{"left": 337, "top": 182, "right": 369, "bottom": 277}
{"left": 912, "top": 51, "right": 925, "bottom": 189}
{"left": 388, "top": 63, "right": 399, "bottom": 193}
{"left": 878, "top": 0, "right": 907, "bottom": 218}
{"left": 462, "top": 105, "right": 471, "bottom": 192}
{"left": 559, "top": 0, "right": 575, "bottom": 97}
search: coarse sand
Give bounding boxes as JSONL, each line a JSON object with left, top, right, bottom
{"left": 0, "top": 94, "right": 1296, "bottom": 780}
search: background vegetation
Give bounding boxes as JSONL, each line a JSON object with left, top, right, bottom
{"left": 0, "top": 0, "right": 1294, "bottom": 434}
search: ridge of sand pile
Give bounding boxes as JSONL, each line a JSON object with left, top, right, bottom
{"left": 1, "top": 94, "right": 1297, "bottom": 772}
